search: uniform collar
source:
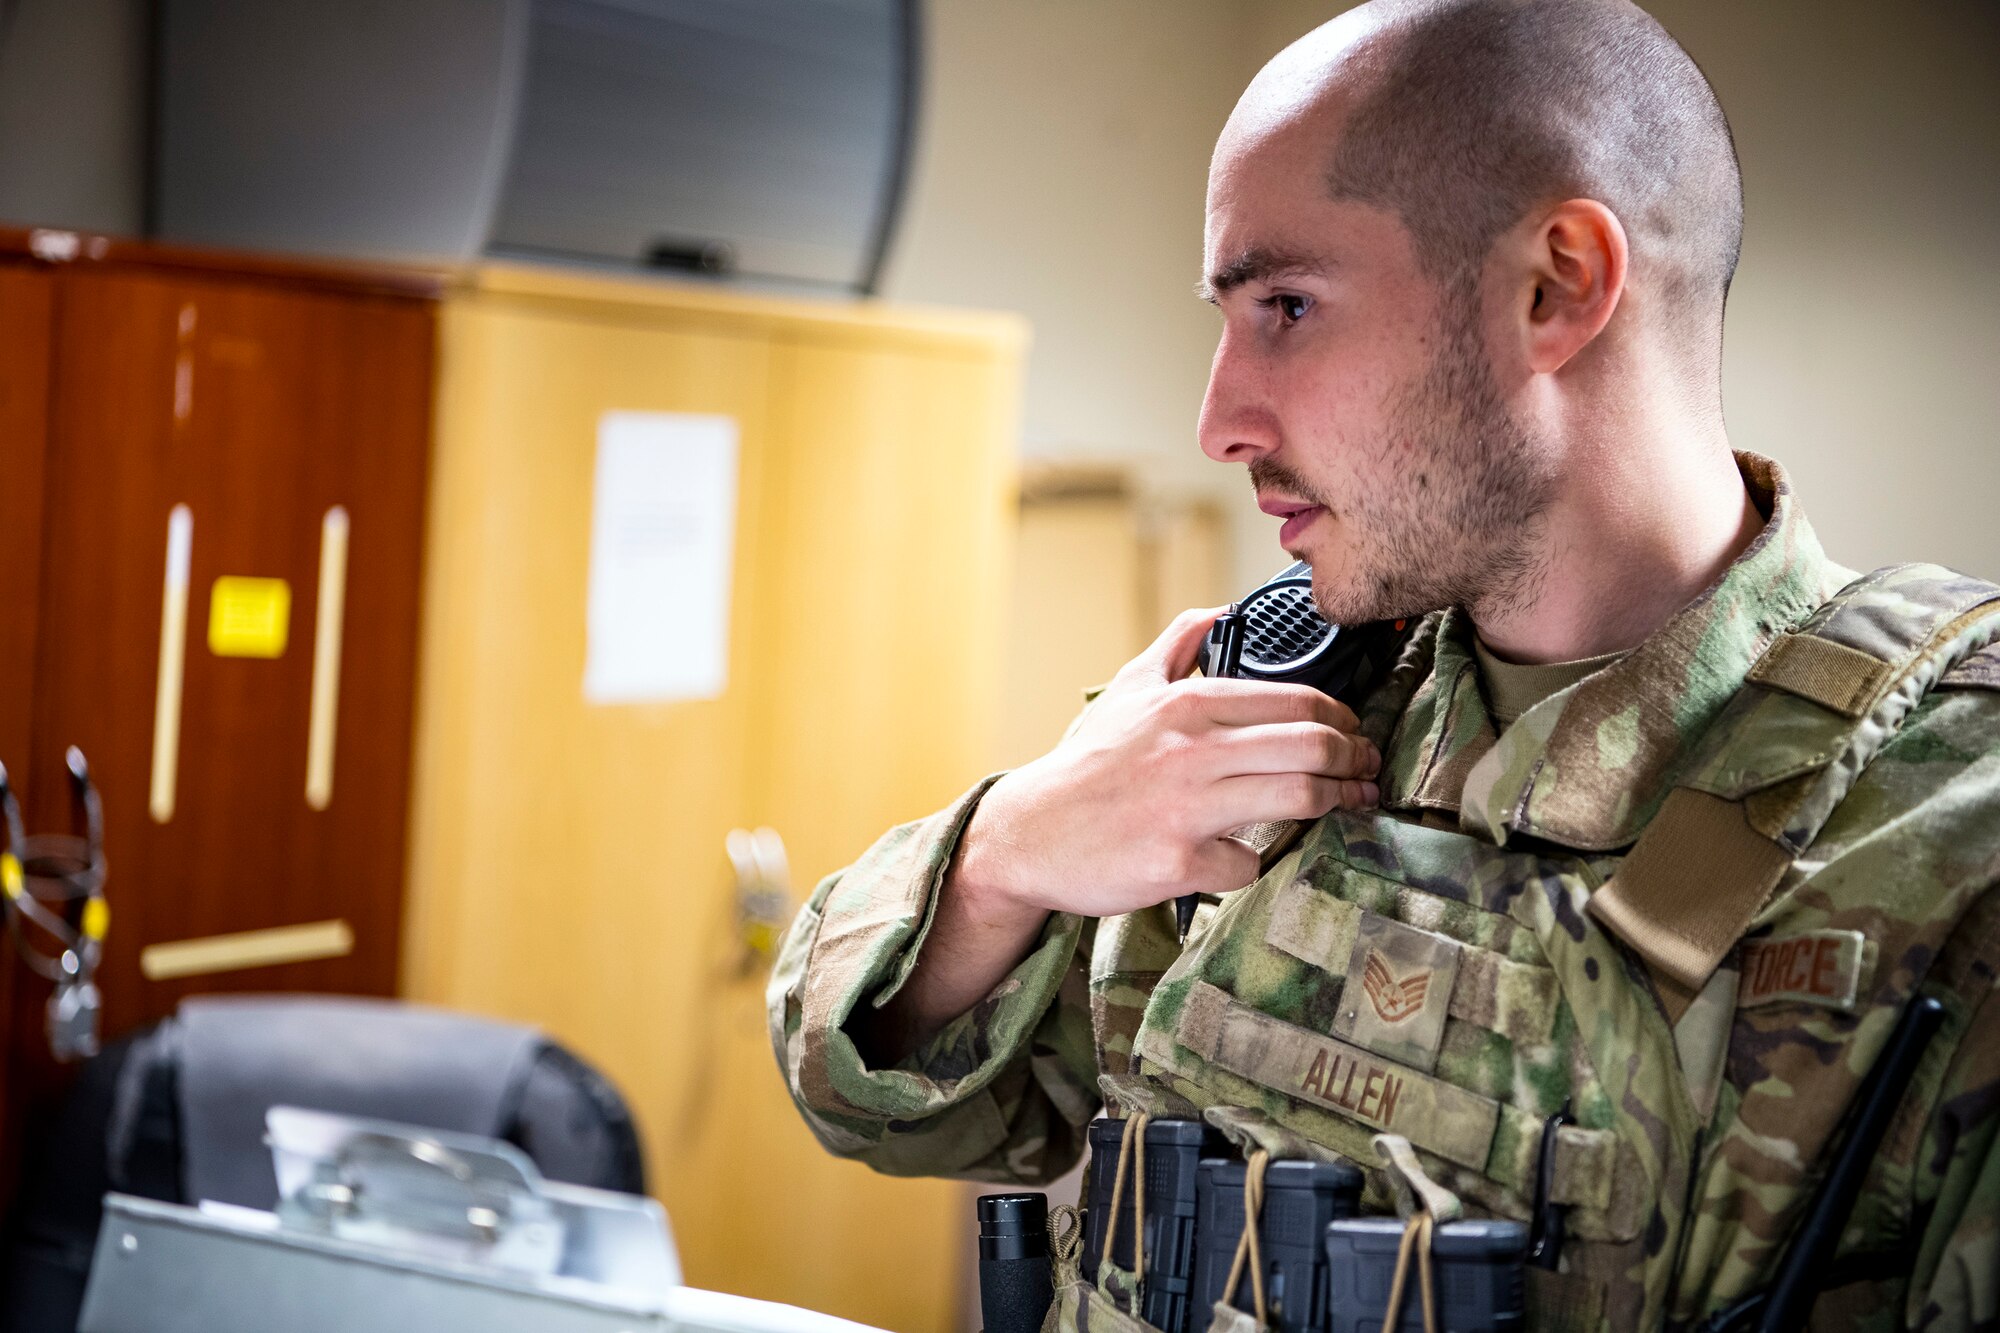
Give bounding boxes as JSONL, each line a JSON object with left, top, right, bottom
{"left": 1379, "top": 452, "right": 1855, "bottom": 851}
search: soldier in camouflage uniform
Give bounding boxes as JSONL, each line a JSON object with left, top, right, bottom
{"left": 769, "top": 1, "right": 2000, "bottom": 1329}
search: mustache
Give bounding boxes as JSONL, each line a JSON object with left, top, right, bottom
{"left": 1248, "top": 458, "right": 1331, "bottom": 509}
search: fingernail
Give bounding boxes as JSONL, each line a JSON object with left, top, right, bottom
{"left": 1362, "top": 781, "right": 1380, "bottom": 807}
{"left": 1366, "top": 745, "right": 1382, "bottom": 779}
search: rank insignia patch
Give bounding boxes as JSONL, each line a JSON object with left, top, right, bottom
{"left": 1361, "top": 951, "right": 1431, "bottom": 1023}
{"left": 1332, "top": 911, "right": 1461, "bottom": 1072}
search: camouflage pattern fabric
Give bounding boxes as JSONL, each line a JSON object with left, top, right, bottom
{"left": 767, "top": 454, "right": 2000, "bottom": 1332}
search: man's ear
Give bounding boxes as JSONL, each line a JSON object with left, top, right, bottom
{"left": 1518, "top": 198, "right": 1627, "bottom": 374}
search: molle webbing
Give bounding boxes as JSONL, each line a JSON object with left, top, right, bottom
{"left": 1171, "top": 981, "right": 1622, "bottom": 1218}
{"left": 1589, "top": 564, "right": 2000, "bottom": 1020}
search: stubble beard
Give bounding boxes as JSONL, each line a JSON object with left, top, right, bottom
{"left": 1256, "top": 294, "right": 1557, "bottom": 627}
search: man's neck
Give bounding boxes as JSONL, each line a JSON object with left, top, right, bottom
{"left": 1470, "top": 432, "right": 1761, "bottom": 664}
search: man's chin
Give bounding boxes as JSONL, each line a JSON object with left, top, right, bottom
{"left": 1301, "top": 557, "right": 1389, "bottom": 628}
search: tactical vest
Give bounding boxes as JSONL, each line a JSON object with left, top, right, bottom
{"left": 1056, "top": 564, "right": 2000, "bottom": 1333}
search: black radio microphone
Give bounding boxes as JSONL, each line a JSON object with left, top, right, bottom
{"left": 1174, "top": 564, "right": 1415, "bottom": 945}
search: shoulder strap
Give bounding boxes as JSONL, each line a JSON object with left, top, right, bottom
{"left": 1939, "top": 640, "right": 2000, "bottom": 692}
{"left": 1588, "top": 564, "right": 2000, "bottom": 1021}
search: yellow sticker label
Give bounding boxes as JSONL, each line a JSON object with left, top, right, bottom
{"left": 1, "top": 852, "right": 20, "bottom": 899}
{"left": 208, "top": 577, "right": 291, "bottom": 658}
{"left": 82, "top": 897, "right": 109, "bottom": 941}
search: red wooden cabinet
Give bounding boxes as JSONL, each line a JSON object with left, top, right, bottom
{"left": 0, "top": 232, "right": 436, "bottom": 1202}
{"left": 0, "top": 262, "right": 56, "bottom": 1208}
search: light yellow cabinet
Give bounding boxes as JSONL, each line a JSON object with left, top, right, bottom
{"left": 404, "top": 265, "right": 1022, "bottom": 1332}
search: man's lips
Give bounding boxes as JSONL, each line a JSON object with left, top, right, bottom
{"left": 1257, "top": 495, "right": 1325, "bottom": 546}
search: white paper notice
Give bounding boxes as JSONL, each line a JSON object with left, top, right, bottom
{"left": 583, "top": 411, "right": 738, "bottom": 704}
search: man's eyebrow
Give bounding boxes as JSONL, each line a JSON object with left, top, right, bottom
{"left": 1197, "top": 247, "right": 1328, "bottom": 303}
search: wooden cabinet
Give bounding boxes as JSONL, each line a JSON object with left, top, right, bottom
{"left": 33, "top": 265, "right": 433, "bottom": 1024}
{"left": 0, "top": 265, "right": 53, "bottom": 785}
{"left": 0, "top": 233, "right": 436, "bottom": 1202}
{"left": 0, "top": 261, "right": 55, "bottom": 1210}
{"left": 405, "top": 266, "right": 1023, "bottom": 1333}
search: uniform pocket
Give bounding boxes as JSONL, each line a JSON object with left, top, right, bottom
{"left": 1043, "top": 1275, "right": 1161, "bottom": 1333}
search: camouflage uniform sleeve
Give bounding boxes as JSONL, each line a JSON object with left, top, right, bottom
{"left": 1909, "top": 917, "right": 2000, "bottom": 1332}
{"left": 766, "top": 775, "right": 1101, "bottom": 1185}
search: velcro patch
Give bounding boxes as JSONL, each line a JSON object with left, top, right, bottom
{"left": 1736, "top": 930, "right": 1873, "bottom": 1011}
{"left": 1265, "top": 877, "right": 1360, "bottom": 969}
{"left": 1745, "top": 633, "right": 1892, "bottom": 717}
{"left": 1180, "top": 982, "right": 1500, "bottom": 1171}
{"left": 1333, "top": 912, "right": 1461, "bottom": 1072}
{"left": 1453, "top": 947, "right": 1560, "bottom": 1048}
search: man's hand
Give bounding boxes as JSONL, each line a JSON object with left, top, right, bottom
{"left": 957, "top": 606, "right": 1381, "bottom": 921}
{"left": 855, "top": 607, "right": 1379, "bottom": 1064}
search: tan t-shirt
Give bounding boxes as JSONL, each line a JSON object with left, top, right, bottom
{"left": 1473, "top": 636, "right": 1627, "bottom": 729}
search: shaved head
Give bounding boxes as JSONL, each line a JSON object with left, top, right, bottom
{"left": 1255, "top": 0, "right": 1744, "bottom": 348}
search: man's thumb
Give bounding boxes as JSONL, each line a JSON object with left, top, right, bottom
{"left": 1127, "top": 606, "right": 1228, "bottom": 685}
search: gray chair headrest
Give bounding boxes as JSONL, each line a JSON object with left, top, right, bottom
{"left": 174, "top": 995, "right": 543, "bottom": 1209}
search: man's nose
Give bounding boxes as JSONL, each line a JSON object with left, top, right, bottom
{"left": 1197, "top": 332, "right": 1280, "bottom": 464}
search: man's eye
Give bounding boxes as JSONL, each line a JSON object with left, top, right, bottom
{"left": 1260, "top": 294, "right": 1311, "bottom": 324}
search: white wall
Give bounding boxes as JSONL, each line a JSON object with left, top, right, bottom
{"left": 1646, "top": 0, "right": 2000, "bottom": 580}
{"left": 880, "top": 0, "right": 1252, "bottom": 506}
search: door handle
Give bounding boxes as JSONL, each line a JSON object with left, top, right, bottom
{"left": 725, "top": 827, "right": 792, "bottom": 965}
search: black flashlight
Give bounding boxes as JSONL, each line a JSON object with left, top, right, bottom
{"left": 977, "top": 1192, "right": 1053, "bottom": 1333}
